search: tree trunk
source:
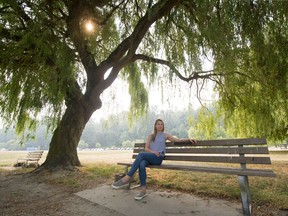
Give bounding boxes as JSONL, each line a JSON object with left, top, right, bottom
{"left": 37, "top": 97, "right": 96, "bottom": 171}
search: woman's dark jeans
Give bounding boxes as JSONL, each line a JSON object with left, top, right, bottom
{"left": 127, "top": 152, "right": 164, "bottom": 186}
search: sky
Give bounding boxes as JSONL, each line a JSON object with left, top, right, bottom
{"left": 91, "top": 75, "right": 217, "bottom": 122}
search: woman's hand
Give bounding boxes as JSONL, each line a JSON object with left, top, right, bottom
{"left": 189, "top": 139, "right": 197, "bottom": 144}
{"left": 153, "top": 151, "right": 161, "bottom": 157}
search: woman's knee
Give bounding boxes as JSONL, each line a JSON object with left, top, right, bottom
{"left": 137, "top": 152, "right": 145, "bottom": 159}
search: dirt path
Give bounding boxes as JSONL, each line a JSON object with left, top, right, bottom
{"left": 0, "top": 170, "right": 125, "bottom": 216}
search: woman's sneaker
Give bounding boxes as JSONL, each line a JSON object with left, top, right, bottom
{"left": 134, "top": 191, "right": 147, "bottom": 200}
{"left": 111, "top": 179, "right": 129, "bottom": 189}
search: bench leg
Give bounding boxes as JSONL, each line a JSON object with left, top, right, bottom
{"left": 22, "top": 160, "right": 28, "bottom": 168}
{"left": 124, "top": 165, "right": 129, "bottom": 174}
{"left": 238, "top": 175, "right": 252, "bottom": 216}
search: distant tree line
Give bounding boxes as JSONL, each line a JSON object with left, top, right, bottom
{"left": 1, "top": 105, "right": 285, "bottom": 151}
{"left": 0, "top": 108, "right": 195, "bottom": 150}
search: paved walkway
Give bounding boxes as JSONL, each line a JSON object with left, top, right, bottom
{"left": 75, "top": 184, "right": 242, "bottom": 216}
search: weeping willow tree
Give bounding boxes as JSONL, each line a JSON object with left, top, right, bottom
{"left": 212, "top": 1, "right": 288, "bottom": 141}
{"left": 0, "top": 0, "right": 287, "bottom": 171}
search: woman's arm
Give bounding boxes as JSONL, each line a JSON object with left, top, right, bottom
{"left": 166, "top": 134, "right": 197, "bottom": 144}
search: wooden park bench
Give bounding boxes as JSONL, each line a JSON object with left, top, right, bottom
{"left": 279, "top": 144, "right": 288, "bottom": 149}
{"left": 117, "top": 138, "right": 276, "bottom": 216}
{"left": 16, "top": 150, "right": 44, "bottom": 168}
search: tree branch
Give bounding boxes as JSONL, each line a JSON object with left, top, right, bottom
{"left": 132, "top": 54, "right": 220, "bottom": 82}
{"left": 98, "top": 0, "right": 184, "bottom": 80}
{"left": 99, "top": 0, "right": 126, "bottom": 25}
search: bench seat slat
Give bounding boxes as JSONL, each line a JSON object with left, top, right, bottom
{"left": 116, "top": 162, "right": 275, "bottom": 177}
{"left": 149, "top": 164, "right": 276, "bottom": 177}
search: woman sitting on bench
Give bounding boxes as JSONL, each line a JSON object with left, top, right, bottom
{"left": 111, "top": 118, "right": 197, "bottom": 200}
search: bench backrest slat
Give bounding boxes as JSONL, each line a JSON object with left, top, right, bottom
{"left": 192, "top": 138, "right": 266, "bottom": 146}
{"left": 26, "top": 151, "right": 43, "bottom": 159}
{"left": 27, "top": 152, "right": 43, "bottom": 155}
{"left": 133, "top": 147, "right": 269, "bottom": 154}
{"left": 132, "top": 155, "right": 272, "bottom": 164}
{"left": 134, "top": 138, "right": 266, "bottom": 148}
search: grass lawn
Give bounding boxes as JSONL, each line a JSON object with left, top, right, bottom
{"left": 147, "top": 161, "right": 288, "bottom": 209}
{"left": 1, "top": 150, "right": 287, "bottom": 213}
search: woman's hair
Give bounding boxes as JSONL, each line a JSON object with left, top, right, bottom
{"left": 151, "top": 119, "right": 165, "bottom": 142}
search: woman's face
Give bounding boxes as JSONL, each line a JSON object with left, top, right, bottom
{"left": 155, "top": 120, "right": 164, "bottom": 132}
